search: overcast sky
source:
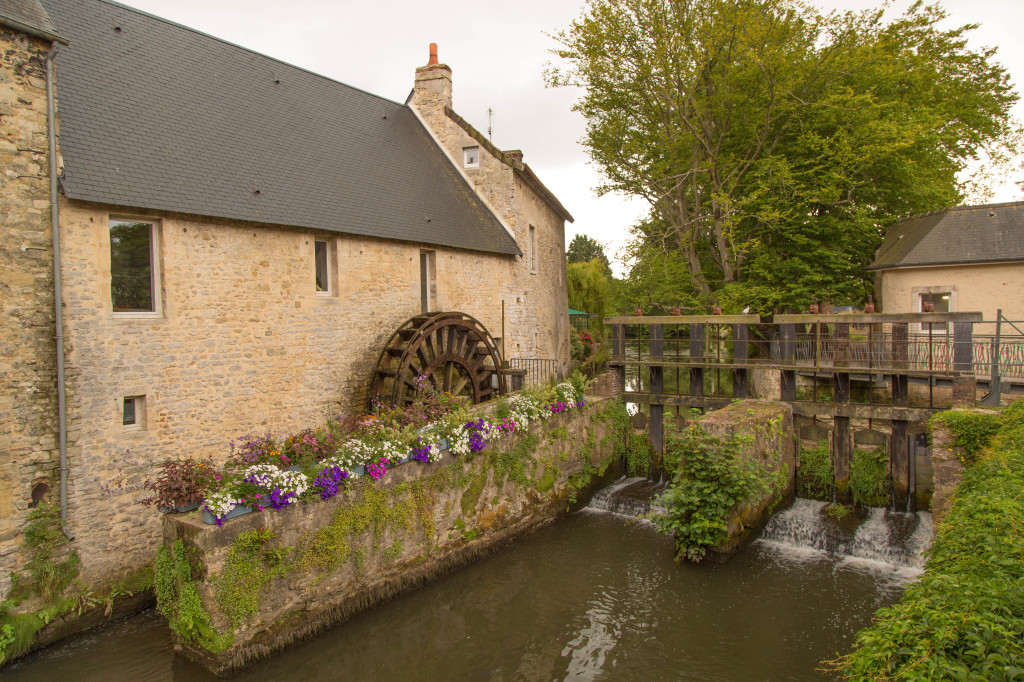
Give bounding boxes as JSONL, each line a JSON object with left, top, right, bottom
{"left": 110, "top": 0, "right": 1023, "bottom": 275}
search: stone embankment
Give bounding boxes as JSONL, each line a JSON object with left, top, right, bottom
{"left": 695, "top": 400, "right": 795, "bottom": 560}
{"left": 161, "top": 398, "right": 625, "bottom": 675}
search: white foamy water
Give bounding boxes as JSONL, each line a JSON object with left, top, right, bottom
{"left": 585, "top": 476, "right": 667, "bottom": 520}
{"left": 758, "top": 498, "right": 933, "bottom": 578}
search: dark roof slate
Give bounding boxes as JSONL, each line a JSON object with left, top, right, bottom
{"left": 40, "top": 0, "right": 520, "bottom": 256}
{"left": 0, "top": 0, "right": 65, "bottom": 42}
{"left": 868, "top": 201, "right": 1024, "bottom": 270}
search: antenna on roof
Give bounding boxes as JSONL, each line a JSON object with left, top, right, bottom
{"left": 488, "top": 108, "right": 493, "bottom": 141}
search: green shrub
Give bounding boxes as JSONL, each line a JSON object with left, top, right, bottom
{"left": 931, "top": 409, "right": 1002, "bottom": 466}
{"left": 625, "top": 432, "right": 651, "bottom": 477}
{"left": 829, "top": 399, "right": 1024, "bottom": 679}
{"left": 652, "top": 426, "right": 771, "bottom": 562}
{"left": 797, "top": 440, "right": 832, "bottom": 501}
{"left": 849, "top": 448, "right": 890, "bottom": 508}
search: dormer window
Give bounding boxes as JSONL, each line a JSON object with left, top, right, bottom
{"left": 464, "top": 147, "right": 479, "bottom": 168}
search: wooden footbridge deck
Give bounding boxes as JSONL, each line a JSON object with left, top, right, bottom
{"left": 606, "top": 312, "right": 1004, "bottom": 508}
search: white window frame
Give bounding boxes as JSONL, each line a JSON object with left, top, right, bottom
{"left": 110, "top": 217, "right": 162, "bottom": 319}
{"left": 528, "top": 225, "right": 537, "bottom": 273}
{"left": 122, "top": 395, "right": 146, "bottom": 432}
{"left": 463, "top": 146, "right": 480, "bottom": 169}
{"left": 314, "top": 239, "right": 334, "bottom": 296}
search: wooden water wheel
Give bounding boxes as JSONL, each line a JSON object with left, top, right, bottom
{"left": 368, "top": 312, "right": 506, "bottom": 408}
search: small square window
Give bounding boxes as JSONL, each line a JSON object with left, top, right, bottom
{"left": 464, "top": 147, "right": 479, "bottom": 168}
{"left": 122, "top": 395, "right": 145, "bottom": 430}
{"left": 315, "top": 240, "right": 331, "bottom": 294}
{"left": 110, "top": 219, "right": 159, "bottom": 314}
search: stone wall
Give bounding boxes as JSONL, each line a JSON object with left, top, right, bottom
{"left": 0, "top": 27, "right": 59, "bottom": 591}
{"left": 693, "top": 400, "right": 795, "bottom": 560}
{"left": 409, "top": 60, "right": 570, "bottom": 377}
{"left": 47, "top": 196, "right": 565, "bottom": 588}
{"left": 161, "top": 398, "right": 622, "bottom": 674}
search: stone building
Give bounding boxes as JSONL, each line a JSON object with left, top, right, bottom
{"left": 1, "top": 0, "right": 572, "bottom": 592}
{"left": 869, "top": 201, "right": 1024, "bottom": 323}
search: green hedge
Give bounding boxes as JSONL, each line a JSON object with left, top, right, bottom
{"left": 829, "top": 400, "right": 1024, "bottom": 680}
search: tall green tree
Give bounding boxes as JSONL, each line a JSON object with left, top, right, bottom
{"left": 566, "top": 233, "right": 612, "bottom": 274}
{"left": 548, "top": 0, "right": 1020, "bottom": 312}
{"left": 567, "top": 257, "right": 612, "bottom": 326}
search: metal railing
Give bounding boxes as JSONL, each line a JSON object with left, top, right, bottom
{"left": 509, "top": 358, "right": 558, "bottom": 389}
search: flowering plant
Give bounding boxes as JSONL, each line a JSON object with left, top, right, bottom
{"left": 366, "top": 457, "right": 389, "bottom": 480}
{"left": 284, "top": 426, "right": 337, "bottom": 466}
{"left": 241, "top": 464, "right": 309, "bottom": 510}
{"left": 202, "top": 488, "right": 241, "bottom": 526}
{"left": 140, "top": 458, "right": 217, "bottom": 510}
{"left": 229, "top": 432, "right": 291, "bottom": 469}
{"left": 311, "top": 463, "right": 350, "bottom": 500}
{"left": 410, "top": 437, "right": 441, "bottom": 463}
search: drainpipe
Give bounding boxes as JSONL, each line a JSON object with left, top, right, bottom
{"left": 46, "top": 43, "right": 72, "bottom": 540}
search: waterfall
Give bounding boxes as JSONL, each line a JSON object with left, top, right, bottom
{"left": 759, "top": 498, "right": 933, "bottom": 572}
{"left": 585, "top": 476, "right": 667, "bottom": 519}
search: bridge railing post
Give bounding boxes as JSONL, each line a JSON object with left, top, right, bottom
{"left": 689, "top": 323, "right": 705, "bottom": 400}
{"left": 780, "top": 323, "right": 796, "bottom": 402}
{"left": 732, "top": 323, "right": 748, "bottom": 399}
{"left": 649, "top": 324, "right": 665, "bottom": 465}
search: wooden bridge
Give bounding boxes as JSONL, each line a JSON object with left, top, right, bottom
{"left": 605, "top": 312, "right": 1011, "bottom": 508}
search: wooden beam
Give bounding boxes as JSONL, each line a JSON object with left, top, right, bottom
{"left": 774, "top": 312, "right": 983, "bottom": 324}
{"left": 605, "top": 315, "right": 762, "bottom": 324}
{"left": 789, "top": 402, "right": 939, "bottom": 421}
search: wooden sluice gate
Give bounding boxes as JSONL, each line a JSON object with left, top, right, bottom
{"left": 607, "top": 312, "right": 987, "bottom": 509}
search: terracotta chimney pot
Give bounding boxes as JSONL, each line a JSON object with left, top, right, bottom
{"left": 428, "top": 43, "right": 439, "bottom": 66}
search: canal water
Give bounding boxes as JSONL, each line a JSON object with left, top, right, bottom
{"left": 7, "top": 498, "right": 924, "bottom": 681}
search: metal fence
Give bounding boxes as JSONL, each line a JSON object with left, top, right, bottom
{"left": 509, "top": 358, "right": 558, "bottom": 389}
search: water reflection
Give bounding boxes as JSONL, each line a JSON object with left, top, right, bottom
{"left": 9, "top": 512, "right": 907, "bottom": 681}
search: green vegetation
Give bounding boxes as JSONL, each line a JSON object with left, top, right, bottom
{"left": 797, "top": 440, "right": 832, "bottom": 501}
{"left": 567, "top": 258, "right": 611, "bottom": 327}
{"left": 0, "top": 501, "right": 86, "bottom": 664}
{"left": 931, "top": 409, "right": 1002, "bottom": 466}
{"left": 849, "top": 448, "right": 890, "bottom": 509}
{"left": 625, "top": 432, "right": 651, "bottom": 478}
{"left": 652, "top": 426, "right": 776, "bottom": 562}
{"left": 216, "top": 527, "right": 290, "bottom": 627}
{"left": 549, "top": 0, "right": 1019, "bottom": 312}
{"left": 830, "top": 400, "right": 1024, "bottom": 679}
{"left": 155, "top": 541, "right": 231, "bottom": 653}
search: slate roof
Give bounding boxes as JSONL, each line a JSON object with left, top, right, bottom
{"left": 39, "top": 0, "right": 521, "bottom": 256}
{"left": 868, "top": 201, "right": 1024, "bottom": 270}
{"left": 0, "top": 0, "right": 65, "bottom": 42}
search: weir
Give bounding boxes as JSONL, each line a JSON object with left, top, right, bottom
{"left": 605, "top": 312, "right": 1011, "bottom": 509}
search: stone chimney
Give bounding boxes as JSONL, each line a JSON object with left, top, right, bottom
{"left": 504, "top": 150, "right": 524, "bottom": 163}
{"left": 411, "top": 43, "right": 452, "bottom": 114}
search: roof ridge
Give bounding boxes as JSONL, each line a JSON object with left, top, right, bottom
{"left": 897, "top": 199, "right": 1024, "bottom": 224}
{"left": 84, "top": 0, "right": 407, "bottom": 109}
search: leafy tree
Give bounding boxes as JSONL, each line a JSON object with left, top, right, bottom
{"left": 567, "top": 258, "right": 611, "bottom": 326}
{"left": 566, "top": 233, "right": 611, "bottom": 274}
{"left": 548, "top": 0, "right": 1020, "bottom": 312}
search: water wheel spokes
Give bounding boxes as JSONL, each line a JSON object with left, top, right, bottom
{"left": 368, "top": 311, "right": 506, "bottom": 409}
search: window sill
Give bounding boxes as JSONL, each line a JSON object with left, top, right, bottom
{"left": 113, "top": 311, "right": 162, "bottom": 320}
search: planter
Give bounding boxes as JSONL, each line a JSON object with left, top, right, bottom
{"left": 173, "top": 502, "right": 200, "bottom": 513}
{"left": 350, "top": 465, "right": 365, "bottom": 476}
{"left": 202, "top": 505, "right": 253, "bottom": 525}
{"left": 287, "top": 464, "right": 304, "bottom": 473}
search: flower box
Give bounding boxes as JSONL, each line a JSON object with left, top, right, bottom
{"left": 202, "top": 505, "right": 252, "bottom": 525}
{"left": 173, "top": 502, "right": 200, "bottom": 513}
{"left": 350, "top": 465, "right": 365, "bottom": 476}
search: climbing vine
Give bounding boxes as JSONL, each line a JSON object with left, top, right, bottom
{"left": 215, "top": 527, "right": 290, "bottom": 627}
{"left": 154, "top": 540, "right": 231, "bottom": 653}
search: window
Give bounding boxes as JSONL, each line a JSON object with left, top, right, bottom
{"left": 528, "top": 225, "right": 536, "bottom": 271}
{"left": 914, "top": 286, "right": 955, "bottom": 333}
{"left": 463, "top": 147, "right": 479, "bottom": 168}
{"left": 122, "top": 395, "right": 145, "bottom": 431}
{"left": 420, "top": 250, "right": 436, "bottom": 313}
{"left": 110, "top": 219, "right": 159, "bottom": 315}
{"left": 315, "top": 239, "right": 331, "bottom": 294}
